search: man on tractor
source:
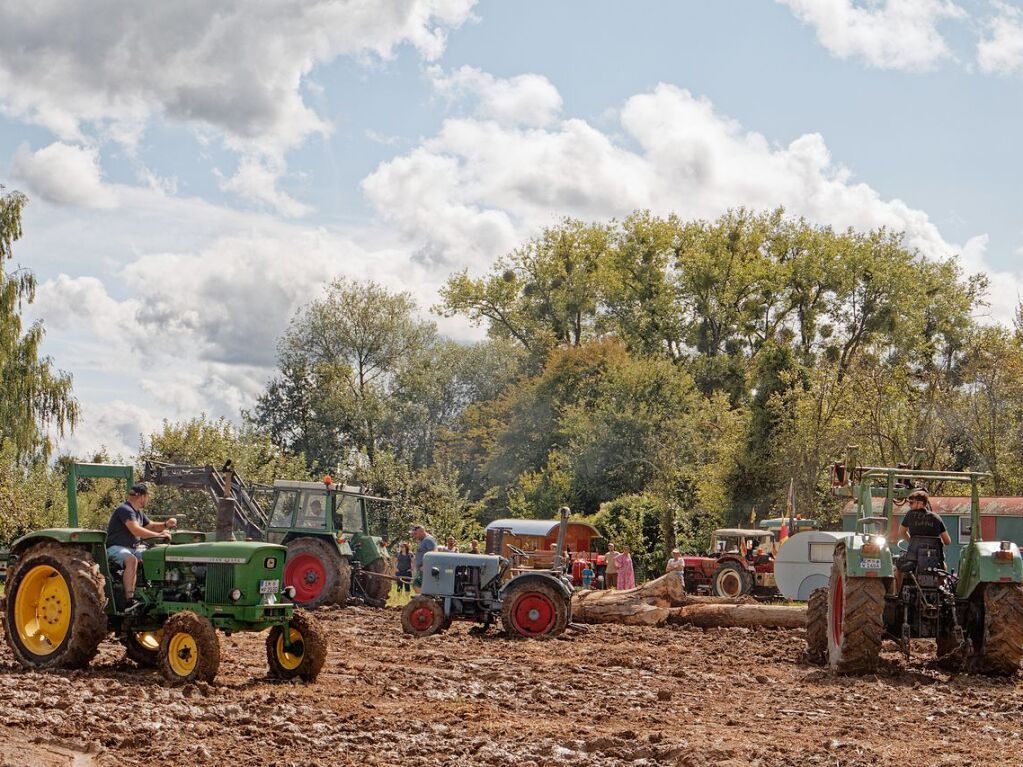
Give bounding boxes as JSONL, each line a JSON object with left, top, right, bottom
{"left": 899, "top": 489, "right": 951, "bottom": 565}
{"left": 105, "top": 482, "right": 177, "bottom": 605}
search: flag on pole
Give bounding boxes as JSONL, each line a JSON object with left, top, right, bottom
{"left": 748, "top": 505, "right": 756, "bottom": 526}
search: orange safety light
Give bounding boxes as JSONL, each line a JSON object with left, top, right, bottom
{"left": 323, "top": 474, "right": 333, "bottom": 486}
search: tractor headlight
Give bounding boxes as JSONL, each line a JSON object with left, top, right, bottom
{"left": 229, "top": 588, "right": 242, "bottom": 602}
{"left": 283, "top": 585, "right": 296, "bottom": 600}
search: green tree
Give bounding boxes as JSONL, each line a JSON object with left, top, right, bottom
{"left": 0, "top": 188, "right": 78, "bottom": 459}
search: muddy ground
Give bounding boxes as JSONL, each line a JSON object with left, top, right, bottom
{"left": 1, "top": 606, "right": 1022, "bottom": 767}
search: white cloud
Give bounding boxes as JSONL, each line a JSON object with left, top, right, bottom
{"left": 59, "top": 400, "right": 165, "bottom": 461}
{"left": 429, "top": 66, "right": 563, "bottom": 127}
{"left": 9, "top": 142, "right": 118, "bottom": 209}
{"left": 978, "top": 2, "right": 1023, "bottom": 75}
{"left": 362, "top": 80, "right": 1023, "bottom": 322}
{"left": 778, "top": 0, "right": 965, "bottom": 70}
{"left": 0, "top": 0, "right": 477, "bottom": 210}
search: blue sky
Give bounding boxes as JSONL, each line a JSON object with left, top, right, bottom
{"left": 2, "top": 0, "right": 1022, "bottom": 456}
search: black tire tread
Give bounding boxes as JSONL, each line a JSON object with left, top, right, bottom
{"left": 159, "top": 611, "right": 220, "bottom": 685}
{"left": 285, "top": 537, "right": 350, "bottom": 608}
{"left": 400, "top": 596, "right": 447, "bottom": 637}
{"left": 975, "top": 583, "right": 1023, "bottom": 675}
{"left": 500, "top": 580, "right": 570, "bottom": 638}
{"left": 3, "top": 543, "right": 107, "bottom": 669}
{"left": 806, "top": 587, "right": 828, "bottom": 665}
{"left": 827, "top": 547, "right": 885, "bottom": 674}
{"left": 361, "top": 554, "right": 394, "bottom": 604}
{"left": 712, "top": 561, "right": 751, "bottom": 598}
{"left": 266, "top": 609, "right": 327, "bottom": 682}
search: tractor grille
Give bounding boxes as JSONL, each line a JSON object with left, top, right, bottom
{"left": 204, "top": 563, "right": 236, "bottom": 604}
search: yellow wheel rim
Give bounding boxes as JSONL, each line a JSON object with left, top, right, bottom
{"left": 14, "top": 564, "right": 72, "bottom": 657}
{"left": 135, "top": 630, "right": 162, "bottom": 651}
{"left": 275, "top": 628, "right": 304, "bottom": 671}
{"left": 167, "top": 632, "right": 198, "bottom": 677}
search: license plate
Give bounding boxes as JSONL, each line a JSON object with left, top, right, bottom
{"left": 259, "top": 579, "right": 280, "bottom": 594}
{"left": 860, "top": 558, "right": 881, "bottom": 570}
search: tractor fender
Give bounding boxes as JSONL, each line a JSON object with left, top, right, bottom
{"left": 841, "top": 536, "right": 894, "bottom": 579}
{"left": 956, "top": 541, "right": 1023, "bottom": 599}
{"left": 8, "top": 529, "right": 107, "bottom": 559}
{"left": 282, "top": 532, "right": 353, "bottom": 558}
{"left": 500, "top": 571, "right": 573, "bottom": 602}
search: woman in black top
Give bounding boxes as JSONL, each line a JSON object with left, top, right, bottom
{"left": 396, "top": 542, "right": 414, "bottom": 593}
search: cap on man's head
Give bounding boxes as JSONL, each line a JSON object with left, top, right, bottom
{"left": 129, "top": 482, "right": 149, "bottom": 496}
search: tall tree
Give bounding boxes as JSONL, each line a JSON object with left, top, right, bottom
{"left": 0, "top": 188, "right": 78, "bottom": 459}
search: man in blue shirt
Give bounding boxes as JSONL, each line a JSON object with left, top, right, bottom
{"left": 106, "top": 483, "right": 177, "bottom": 603}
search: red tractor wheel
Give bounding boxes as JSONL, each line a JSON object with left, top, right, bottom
{"left": 401, "top": 596, "right": 447, "bottom": 638}
{"left": 284, "top": 537, "right": 351, "bottom": 608}
{"left": 501, "top": 581, "right": 570, "bottom": 638}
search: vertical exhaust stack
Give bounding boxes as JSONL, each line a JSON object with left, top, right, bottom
{"left": 216, "top": 463, "right": 236, "bottom": 542}
{"left": 553, "top": 506, "right": 570, "bottom": 572}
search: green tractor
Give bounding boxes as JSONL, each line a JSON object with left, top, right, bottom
{"left": 1, "top": 463, "right": 327, "bottom": 685}
{"left": 142, "top": 462, "right": 394, "bottom": 608}
{"left": 807, "top": 448, "right": 1023, "bottom": 675}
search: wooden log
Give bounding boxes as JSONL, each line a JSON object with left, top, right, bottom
{"left": 570, "top": 571, "right": 804, "bottom": 629}
{"left": 667, "top": 604, "right": 807, "bottom": 629}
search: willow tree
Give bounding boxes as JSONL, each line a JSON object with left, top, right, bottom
{"left": 0, "top": 188, "right": 78, "bottom": 459}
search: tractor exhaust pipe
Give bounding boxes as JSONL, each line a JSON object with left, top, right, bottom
{"left": 553, "top": 506, "right": 570, "bottom": 572}
{"left": 216, "top": 463, "right": 236, "bottom": 542}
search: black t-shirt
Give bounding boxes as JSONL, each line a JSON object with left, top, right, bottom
{"left": 900, "top": 508, "right": 946, "bottom": 539}
{"left": 106, "top": 501, "right": 152, "bottom": 549}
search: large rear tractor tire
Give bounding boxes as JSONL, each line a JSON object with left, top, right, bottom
{"left": 971, "top": 583, "right": 1023, "bottom": 675}
{"left": 827, "top": 547, "right": 885, "bottom": 674}
{"left": 712, "top": 561, "right": 751, "bottom": 599}
{"left": 124, "top": 630, "right": 162, "bottom": 668}
{"left": 401, "top": 596, "right": 448, "bottom": 638}
{"left": 501, "top": 580, "right": 570, "bottom": 638}
{"left": 805, "top": 587, "right": 828, "bottom": 665}
{"left": 284, "top": 537, "right": 351, "bottom": 608}
{"left": 159, "top": 611, "right": 220, "bottom": 685}
{"left": 266, "top": 610, "right": 327, "bottom": 682}
{"left": 359, "top": 555, "right": 395, "bottom": 605}
{"left": 4, "top": 543, "right": 107, "bottom": 669}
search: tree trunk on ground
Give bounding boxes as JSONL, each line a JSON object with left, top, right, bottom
{"left": 571, "top": 572, "right": 806, "bottom": 629}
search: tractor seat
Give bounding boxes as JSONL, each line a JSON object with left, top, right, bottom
{"left": 903, "top": 536, "right": 945, "bottom": 573}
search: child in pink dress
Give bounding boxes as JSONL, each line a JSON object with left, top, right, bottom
{"left": 614, "top": 546, "right": 636, "bottom": 590}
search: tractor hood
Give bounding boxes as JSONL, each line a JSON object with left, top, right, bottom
{"left": 142, "top": 541, "right": 287, "bottom": 580}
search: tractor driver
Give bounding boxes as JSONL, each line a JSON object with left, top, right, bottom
{"left": 106, "top": 483, "right": 177, "bottom": 605}
{"left": 898, "top": 489, "right": 951, "bottom": 567}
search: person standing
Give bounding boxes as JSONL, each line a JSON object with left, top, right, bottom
{"left": 395, "top": 542, "right": 413, "bottom": 593}
{"left": 605, "top": 543, "right": 619, "bottom": 589}
{"left": 666, "top": 548, "right": 685, "bottom": 574}
{"left": 441, "top": 535, "right": 458, "bottom": 552}
{"left": 469, "top": 539, "right": 481, "bottom": 554}
{"left": 614, "top": 545, "right": 636, "bottom": 590}
{"left": 410, "top": 524, "right": 437, "bottom": 593}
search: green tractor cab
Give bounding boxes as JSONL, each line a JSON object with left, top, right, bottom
{"left": 806, "top": 447, "right": 1023, "bottom": 675}
{"left": 1, "top": 464, "right": 327, "bottom": 685}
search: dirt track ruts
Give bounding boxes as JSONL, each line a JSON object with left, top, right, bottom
{"left": 2, "top": 605, "right": 1023, "bottom": 766}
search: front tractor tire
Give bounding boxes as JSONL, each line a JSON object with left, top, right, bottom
{"left": 805, "top": 587, "right": 828, "bottom": 665}
{"left": 501, "top": 581, "right": 570, "bottom": 638}
{"left": 4, "top": 543, "right": 107, "bottom": 670}
{"left": 827, "top": 547, "right": 885, "bottom": 674}
{"left": 284, "top": 537, "right": 351, "bottom": 608}
{"left": 159, "top": 611, "right": 220, "bottom": 685}
{"left": 266, "top": 610, "right": 327, "bottom": 682}
{"left": 971, "top": 583, "right": 1023, "bottom": 675}
{"left": 401, "top": 596, "right": 448, "bottom": 638}
{"left": 711, "top": 561, "right": 751, "bottom": 599}
{"left": 359, "top": 555, "right": 395, "bottom": 605}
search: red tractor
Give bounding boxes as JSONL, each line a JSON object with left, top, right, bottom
{"left": 682, "top": 528, "right": 779, "bottom": 599}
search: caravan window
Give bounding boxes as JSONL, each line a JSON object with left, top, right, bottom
{"left": 809, "top": 542, "right": 837, "bottom": 563}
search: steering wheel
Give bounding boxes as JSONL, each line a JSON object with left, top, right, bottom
{"left": 507, "top": 544, "right": 528, "bottom": 558}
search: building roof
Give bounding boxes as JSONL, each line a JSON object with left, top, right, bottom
{"left": 485, "top": 518, "right": 601, "bottom": 538}
{"left": 842, "top": 497, "right": 1023, "bottom": 517}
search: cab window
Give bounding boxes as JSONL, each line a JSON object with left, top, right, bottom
{"left": 296, "top": 492, "right": 327, "bottom": 530}
{"left": 334, "top": 495, "right": 364, "bottom": 533}
{"left": 269, "top": 490, "right": 299, "bottom": 528}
